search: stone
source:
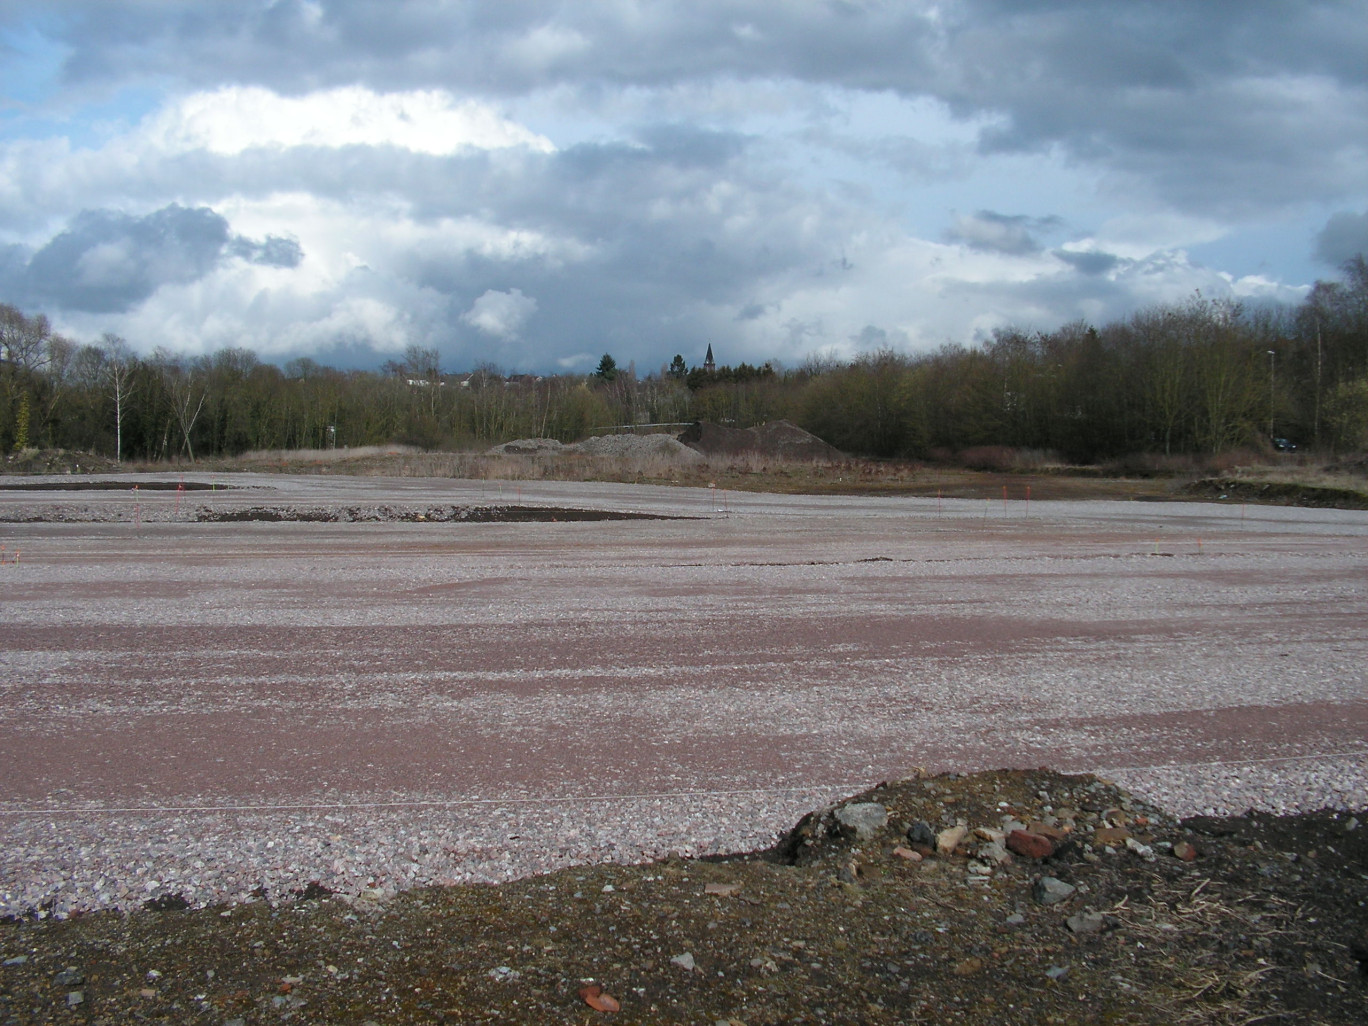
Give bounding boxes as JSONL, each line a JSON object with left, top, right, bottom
{"left": 891, "top": 846, "right": 923, "bottom": 862}
{"left": 2, "top": 956, "right": 29, "bottom": 966}
{"left": 671, "top": 953, "right": 696, "bottom": 972}
{"left": 1173, "top": 841, "right": 1199, "bottom": 862}
{"left": 1007, "top": 830, "right": 1055, "bottom": 859}
{"left": 977, "top": 840, "right": 1011, "bottom": 865}
{"left": 1066, "top": 911, "right": 1106, "bottom": 935}
{"left": 1125, "top": 838, "right": 1156, "bottom": 861}
{"left": 936, "top": 824, "right": 968, "bottom": 857}
{"left": 1092, "top": 826, "right": 1131, "bottom": 846}
{"left": 952, "top": 956, "right": 985, "bottom": 976}
{"left": 1004, "top": 913, "right": 1025, "bottom": 925}
{"left": 907, "top": 821, "right": 936, "bottom": 847}
{"left": 835, "top": 803, "right": 888, "bottom": 841}
{"left": 66, "top": 992, "right": 84, "bottom": 1008}
{"left": 1045, "top": 965, "right": 1069, "bottom": 980}
{"left": 1032, "top": 876, "right": 1076, "bottom": 905}
{"left": 54, "top": 968, "right": 84, "bottom": 986}
{"left": 1027, "top": 821, "right": 1068, "bottom": 840}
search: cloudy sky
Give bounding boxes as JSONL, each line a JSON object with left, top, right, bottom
{"left": 1, "top": 1, "right": 1365, "bottom": 374}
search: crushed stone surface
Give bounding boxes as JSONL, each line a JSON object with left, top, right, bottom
{"left": 0, "top": 474, "right": 1365, "bottom": 919}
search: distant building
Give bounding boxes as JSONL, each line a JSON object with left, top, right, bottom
{"left": 703, "top": 343, "right": 715, "bottom": 373}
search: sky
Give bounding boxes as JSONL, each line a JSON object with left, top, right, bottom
{"left": 1, "top": 1, "right": 1365, "bottom": 375}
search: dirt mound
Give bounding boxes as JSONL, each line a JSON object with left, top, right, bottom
{"left": 2, "top": 769, "right": 1363, "bottom": 1024}
{"left": 2, "top": 448, "right": 120, "bottom": 476}
{"left": 1180, "top": 477, "right": 1368, "bottom": 509}
{"left": 679, "top": 419, "right": 843, "bottom": 462}
{"left": 571, "top": 433, "right": 706, "bottom": 465}
{"left": 485, "top": 434, "right": 706, "bottom": 467}
{"left": 485, "top": 438, "right": 568, "bottom": 456}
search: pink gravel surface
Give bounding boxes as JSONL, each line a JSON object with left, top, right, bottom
{"left": 1, "top": 474, "right": 1365, "bottom": 916}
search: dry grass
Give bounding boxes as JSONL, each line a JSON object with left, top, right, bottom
{"left": 149, "top": 443, "right": 1368, "bottom": 506}
{"left": 1108, "top": 878, "right": 1300, "bottom": 1025}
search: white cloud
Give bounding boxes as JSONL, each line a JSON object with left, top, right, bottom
{"left": 461, "top": 288, "right": 538, "bottom": 340}
{"left": 143, "top": 85, "right": 555, "bottom": 156}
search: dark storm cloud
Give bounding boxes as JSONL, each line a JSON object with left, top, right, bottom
{"left": 1053, "top": 250, "right": 1121, "bottom": 276}
{"left": 946, "top": 211, "right": 1061, "bottom": 255}
{"left": 228, "top": 233, "right": 305, "bottom": 268}
{"left": 12, "top": 204, "right": 305, "bottom": 313}
{"left": 1314, "top": 211, "right": 1368, "bottom": 266}
{"left": 13, "top": 1, "right": 1365, "bottom": 216}
{"left": 23, "top": 204, "right": 230, "bottom": 313}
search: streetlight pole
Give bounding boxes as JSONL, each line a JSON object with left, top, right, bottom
{"left": 1266, "top": 349, "right": 1275, "bottom": 441}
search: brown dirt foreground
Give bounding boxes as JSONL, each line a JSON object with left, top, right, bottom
{"left": 3, "top": 770, "right": 1365, "bottom": 1026}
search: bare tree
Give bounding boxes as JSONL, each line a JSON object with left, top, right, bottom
{"left": 100, "top": 334, "right": 137, "bottom": 463}
{"left": 153, "top": 348, "right": 208, "bottom": 461}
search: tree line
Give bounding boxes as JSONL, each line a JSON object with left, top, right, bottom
{"left": 1, "top": 256, "right": 1365, "bottom": 465}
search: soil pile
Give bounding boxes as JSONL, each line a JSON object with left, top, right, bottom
{"left": 678, "top": 420, "right": 843, "bottom": 462}
{"left": 1, "top": 449, "right": 119, "bottom": 476}
{"left": 487, "top": 434, "right": 706, "bottom": 466}
{"left": 2, "top": 769, "right": 1363, "bottom": 1025}
{"left": 1180, "top": 477, "right": 1368, "bottom": 509}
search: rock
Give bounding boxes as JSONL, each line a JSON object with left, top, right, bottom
{"left": 952, "top": 956, "right": 984, "bottom": 976}
{"left": 835, "top": 803, "right": 888, "bottom": 841}
{"left": 3, "top": 956, "right": 29, "bottom": 966}
{"left": 487, "top": 966, "right": 520, "bottom": 982}
{"left": 671, "top": 953, "right": 696, "bottom": 972}
{"left": 1004, "top": 913, "right": 1025, "bottom": 925}
{"left": 936, "top": 824, "right": 968, "bottom": 857}
{"left": 891, "top": 846, "right": 923, "bottom": 862}
{"left": 977, "top": 840, "right": 1011, "bottom": 865}
{"left": 1007, "top": 830, "right": 1055, "bottom": 859}
{"left": 1173, "top": 841, "right": 1199, "bottom": 862}
{"left": 1125, "top": 838, "right": 1156, "bottom": 861}
{"left": 906, "top": 821, "right": 936, "bottom": 848}
{"left": 1027, "top": 821, "right": 1068, "bottom": 840}
{"left": 1032, "top": 876, "right": 1076, "bottom": 905}
{"left": 1092, "top": 826, "right": 1131, "bottom": 846}
{"left": 1066, "top": 911, "right": 1106, "bottom": 935}
{"left": 1045, "top": 965, "right": 1069, "bottom": 980}
{"left": 66, "top": 991, "right": 83, "bottom": 1008}
{"left": 54, "top": 968, "right": 84, "bottom": 986}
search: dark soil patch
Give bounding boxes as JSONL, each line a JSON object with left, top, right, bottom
{"left": 2, "top": 769, "right": 1362, "bottom": 1025}
{"left": 1180, "top": 478, "right": 1368, "bottom": 509}
{"left": 195, "top": 505, "right": 688, "bottom": 524}
{"left": 0, "top": 480, "right": 223, "bottom": 492}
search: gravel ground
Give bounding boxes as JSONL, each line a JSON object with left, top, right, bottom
{"left": 1, "top": 474, "right": 1365, "bottom": 921}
